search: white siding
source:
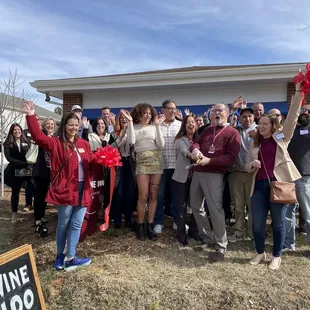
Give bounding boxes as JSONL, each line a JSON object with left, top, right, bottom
{"left": 82, "top": 82, "right": 287, "bottom": 109}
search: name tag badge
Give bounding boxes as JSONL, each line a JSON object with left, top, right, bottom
{"left": 78, "top": 148, "right": 85, "bottom": 153}
{"left": 22, "top": 143, "right": 28, "bottom": 146}
{"left": 208, "top": 145, "right": 215, "bottom": 154}
{"left": 275, "top": 133, "right": 285, "bottom": 140}
{"left": 300, "top": 129, "right": 309, "bottom": 135}
{"left": 27, "top": 133, "right": 31, "bottom": 137}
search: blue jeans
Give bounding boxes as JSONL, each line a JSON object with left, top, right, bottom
{"left": 56, "top": 182, "right": 86, "bottom": 258}
{"left": 296, "top": 176, "right": 310, "bottom": 243}
{"left": 284, "top": 204, "right": 298, "bottom": 250}
{"left": 251, "top": 179, "right": 287, "bottom": 257}
{"left": 154, "top": 169, "right": 177, "bottom": 225}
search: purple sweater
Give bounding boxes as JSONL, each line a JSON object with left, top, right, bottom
{"left": 257, "top": 137, "right": 277, "bottom": 181}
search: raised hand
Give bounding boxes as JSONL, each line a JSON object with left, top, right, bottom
{"left": 154, "top": 113, "right": 166, "bottom": 125}
{"left": 204, "top": 107, "right": 211, "bottom": 117}
{"left": 175, "top": 109, "right": 183, "bottom": 119}
{"left": 23, "top": 101, "right": 35, "bottom": 115}
{"left": 296, "top": 81, "right": 302, "bottom": 92}
{"left": 109, "top": 112, "right": 116, "bottom": 124}
{"left": 120, "top": 109, "right": 133, "bottom": 122}
{"left": 184, "top": 108, "right": 190, "bottom": 116}
{"left": 82, "top": 116, "right": 89, "bottom": 128}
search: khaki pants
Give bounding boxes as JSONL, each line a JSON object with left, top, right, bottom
{"left": 228, "top": 171, "right": 252, "bottom": 235}
{"left": 190, "top": 172, "right": 227, "bottom": 251}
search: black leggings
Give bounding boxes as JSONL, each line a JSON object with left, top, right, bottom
{"left": 33, "top": 178, "right": 50, "bottom": 221}
{"left": 10, "top": 179, "right": 25, "bottom": 212}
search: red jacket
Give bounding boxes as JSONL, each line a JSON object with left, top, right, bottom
{"left": 26, "top": 115, "right": 93, "bottom": 207}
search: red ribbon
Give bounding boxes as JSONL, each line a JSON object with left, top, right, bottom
{"left": 93, "top": 145, "right": 122, "bottom": 231}
{"left": 293, "top": 64, "right": 310, "bottom": 105}
{"left": 99, "top": 166, "right": 116, "bottom": 232}
{"left": 93, "top": 145, "right": 123, "bottom": 168}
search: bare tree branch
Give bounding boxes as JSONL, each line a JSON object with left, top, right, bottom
{"left": 298, "top": 24, "right": 310, "bottom": 31}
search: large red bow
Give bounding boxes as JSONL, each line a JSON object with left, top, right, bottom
{"left": 293, "top": 64, "right": 310, "bottom": 105}
{"left": 94, "top": 145, "right": 123, "bottom": 168}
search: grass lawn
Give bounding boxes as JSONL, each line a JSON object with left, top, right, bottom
{"left": 1, "top": 192, "right": 310, "bottom": 310}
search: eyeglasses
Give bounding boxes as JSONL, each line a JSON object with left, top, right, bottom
{"left": 164, "top": 107, "right": 177, "bottom": 111}
{"left": 211, "top": 108, "right": 225, "bottom": 113}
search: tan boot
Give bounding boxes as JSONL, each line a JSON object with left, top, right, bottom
{"left": 249, "top": 252, "right": 266, "bottom": 265}
{"left": 268, "top": 256, "right": 281, "bottom": 270}
{"left": 11, "top": 212, "right": 17, "bottom": 224}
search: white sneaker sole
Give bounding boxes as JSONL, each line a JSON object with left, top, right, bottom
{"left": 64, "top": 260, "right": 91, "bottom": 272}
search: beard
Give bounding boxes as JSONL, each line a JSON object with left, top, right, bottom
{"left": 298, "top": 113, "right": 310, "bottom": 126}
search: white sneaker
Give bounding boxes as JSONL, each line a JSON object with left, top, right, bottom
{"left": 268, "top": 256, "right": 281, "bottom": 270}
{"left": 11, "top": 212, "right": 17, "bottom": 224}
{"left": 249, "top": 252, "right": 266, "bottom": 265}
{"left": 153, "top": 224, "right": 162, "bottom": 234}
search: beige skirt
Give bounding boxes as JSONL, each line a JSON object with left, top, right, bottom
{"left": 136, "top": 149, "right": 163, "bottom": 175}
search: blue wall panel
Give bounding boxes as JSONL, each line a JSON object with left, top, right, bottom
{"left": 83, "top": 101, "right": 288, "bottom": 120}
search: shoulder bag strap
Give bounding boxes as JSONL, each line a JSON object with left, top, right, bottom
{"left": 49, "top": 147, "right": 74, "bottom": 188}
{"left": 259, "top": 148, "right": 271, "bottom": 184}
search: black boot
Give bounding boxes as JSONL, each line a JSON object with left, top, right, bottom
{"left": 146, "top": 223, "right": 158, "bottom": 241}
{"left": 178, "top": 235, "right": 188, "bottom": 246}
{"left": 136, "top": 223, "right": 146, "bottom": 241}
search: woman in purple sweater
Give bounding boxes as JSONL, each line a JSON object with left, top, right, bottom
{"left": 245, "top": 81, "right": 302, "bottom": 270}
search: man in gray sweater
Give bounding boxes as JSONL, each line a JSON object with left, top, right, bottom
{"left": 228, "top": 107, "right": 257, "bottom": 242}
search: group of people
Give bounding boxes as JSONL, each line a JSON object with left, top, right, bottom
{"left": 3, "top": 73, "right": 310, "bottom": 271}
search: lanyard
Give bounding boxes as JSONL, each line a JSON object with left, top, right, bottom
{"left": 211, "top": 125, "right": 228, "bottom": 146}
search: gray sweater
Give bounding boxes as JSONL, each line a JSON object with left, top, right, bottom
{"left": 234, "top": 122, "right": 257, "bottom": 172}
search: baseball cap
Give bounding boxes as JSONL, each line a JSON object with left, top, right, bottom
{"left": 239, "top": 107, "right": 254, "bottom": 116}
{"left": 71, "top": 105, "right": 83, "bottom": 112}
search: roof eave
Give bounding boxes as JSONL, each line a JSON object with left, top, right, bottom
{"left": 30, "top": 63, "right": 305, "bottom": 93}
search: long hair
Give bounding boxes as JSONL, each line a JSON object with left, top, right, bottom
{"left": 130, "top": 103, "right": 157, "bottom": 125}
{"left": 114, "top": 112, "right": 127, "bottom": 137}
{"left": 4, "top": 123, "right": 29, "bottom": 148}
{"left": 58, "top": 112, "right": 80, "bottom": 148}
{"left": 175, "top": 115, "right": 198, "bottom": 141}
{"left": 92, "top": 116, "right": 108, "bottom": 136}
{"left": 253, "top": 114, "right": 281, "bottom": 147}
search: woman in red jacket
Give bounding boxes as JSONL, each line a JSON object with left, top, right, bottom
{"left": 24, "top": 101, "right": 93, "bottom": 272}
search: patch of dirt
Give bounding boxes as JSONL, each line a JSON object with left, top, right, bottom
{"left": 1, "top": 190, "right": 310, "bottom": 310}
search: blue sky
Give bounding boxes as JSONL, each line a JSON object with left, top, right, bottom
{"left": 0, "top": 0, "right": 310, "bottom": 109}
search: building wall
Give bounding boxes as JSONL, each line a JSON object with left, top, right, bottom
{"left": 82, "top": 82, "right": 287, "bottom": 109}
{"left": 63, "top": 81, "right": 304, "bottom": 120}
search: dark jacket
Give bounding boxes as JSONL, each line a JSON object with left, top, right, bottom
{"left": 32, "top": 130, "right": 51, "bottom": 180}
{"left": 27, "top": 115, "right": 94, "bottom": 208}
{"left": 288, "top": 124, "right": 310, "bottom": 176}
{"left": 4, "top": 139, "right": 30, "bottom": 186}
